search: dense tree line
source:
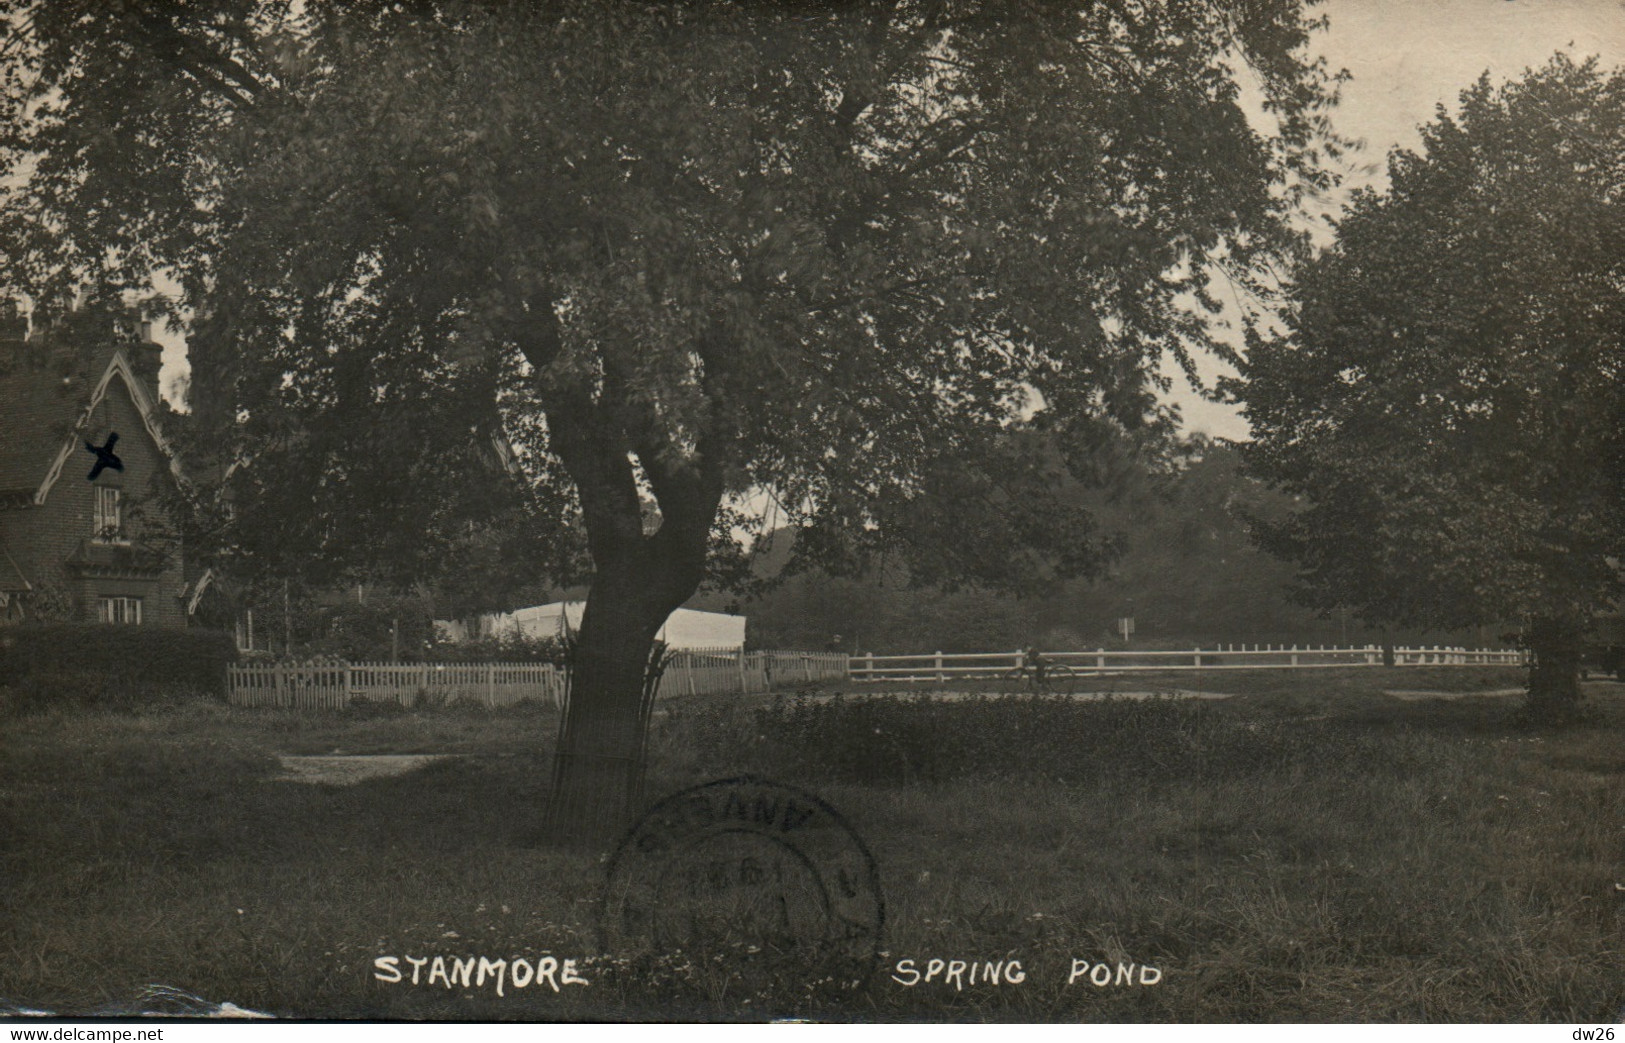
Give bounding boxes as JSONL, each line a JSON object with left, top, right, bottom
{"left": 725, "top": 442, "right": 1487, "bottom": 654}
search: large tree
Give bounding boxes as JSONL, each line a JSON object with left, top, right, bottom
{"left": 1242, "top": 55, "right": 1625, "bottom": 721}
{"left": 0, "top": 0, "right": 1343, "bottom": 840}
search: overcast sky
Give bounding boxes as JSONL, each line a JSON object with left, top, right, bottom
{"left": 1173, "top": 0, "right": 1625, "bottom": 440}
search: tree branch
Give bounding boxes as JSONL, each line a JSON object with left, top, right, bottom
{"left": 126, "top": 6, "right": 267, "bottom": 109}
{"left": 543, "top": 383, "right": 646, "bottom": 566}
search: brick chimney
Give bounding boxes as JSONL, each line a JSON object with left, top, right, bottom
{"left": 128, "top": 335, "right": 164, "bottom": 403}
{"left": 114, "top": 314, "right": 163, "bottom": 402}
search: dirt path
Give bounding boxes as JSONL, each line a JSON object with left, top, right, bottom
{"left": 273, "top": 754, "right": 453, "bottom": 786}
{"left": 1382, "top": 688, "right": 1524, "bottom": 701}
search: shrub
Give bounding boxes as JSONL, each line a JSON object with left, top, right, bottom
{"left": 301, "top": 597, "right": 435, "bottom": 661}
{"left": 0, "top": 624, "right": 237, "bottom": 710}
{"left": 670, "top": 694, "right": 1429, "bottom": 788}
{"left": 0, "top": 671, "right": 223, "bottom": 714}
{"left": 423, "top": 633, "right": 569, "bottom": 665}
{"left": 0, "top": 672, "right": 112, "bottom": 714}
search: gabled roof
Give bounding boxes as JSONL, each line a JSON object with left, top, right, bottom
{"left": 182, "top": 567, "right": 217, "bottom": 615}
{"left": 0, "top": 533, "right": 29, "bottom": 592}
{"left": 0, "top": 341, "right": 183, "bottom": 505}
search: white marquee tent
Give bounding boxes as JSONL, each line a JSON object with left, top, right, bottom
{"left": 436, "top": 601, "right": 746, "bottom": 651}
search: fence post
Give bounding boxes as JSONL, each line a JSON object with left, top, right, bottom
{"left": 1193, "top": 647, "right": 1202, "bottom": 669}
{"left": 1096, "top": 647, "right": 1105, "bottom": 671}
{"left": 737, "top": 649, "right": 747, "bottom": 694}
{"left": 935, "top": 651, "right": 944, "bottom": 683}
{"left": 1291, "top": 645, "right": 1299, "bottom": 667}
{"left": 487, "top": 662, "right": 496, "bottom": 707}
{"left": 857, "top": 653, "right": 871, "bottom": 681}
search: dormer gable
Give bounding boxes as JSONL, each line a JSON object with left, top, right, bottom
{"left": 33, "top": 349, "right": 183, "bottom": 506}
{"left": 0, "top": 342, "right": 185, "bottom": 507}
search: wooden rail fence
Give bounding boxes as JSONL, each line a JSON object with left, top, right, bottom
{"left": 849, "top": 644, "right": 1524, "bottom": 683}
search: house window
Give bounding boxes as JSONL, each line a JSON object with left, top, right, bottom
{"left": 93, "top": 486, "right": 124, "bottom": 543}
{"left": 99, "top": 596, "right": 142, "bottom": 624}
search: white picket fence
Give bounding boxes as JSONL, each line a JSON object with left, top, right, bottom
{"left": 225, "top": 650, "right": 850, "bottom": 709}
{"left": 849, "top": 644, "right": 1524, "bottom": 683}
{"left": 226, "top": 661, "right": 566, "bottom": 710}
{"left": 661, "top": 649, "right": 848, "bottom": 697}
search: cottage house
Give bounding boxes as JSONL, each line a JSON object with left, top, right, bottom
{"left": 0, "top": 311, "right": 195, "bottom": 627}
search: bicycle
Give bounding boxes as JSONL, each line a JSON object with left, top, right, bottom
{"left": 999, "top": 652, "right": 1082, "bottom": 696}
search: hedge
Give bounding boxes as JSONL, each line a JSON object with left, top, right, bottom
{"left": 673, "top": 693, "right": 1432, "bottom": 789}
{"left": 0, "top": 624, "right": 238, "bottom": 707}
{"left": 423, "top": 634, "right": 568, "bottom": 665}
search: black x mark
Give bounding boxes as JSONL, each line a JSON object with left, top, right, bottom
{"left": 86, "top": 432, "right": 123, "bottom": 481}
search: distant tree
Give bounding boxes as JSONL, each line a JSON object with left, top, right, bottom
{"left": 1242, "top": 56, "right": 1625, "bottom": 721}
{"left": 1080, "top": 441, "right": 1292, "bottom": 641}
{"left": 0, "top": 0, "right": 1344, "bottom": 840}
{"left": 308, "top": 594, "right": 436, "bottom": 662}
{"left": 736, "top": 438, "right": 1402, "bottom": 652}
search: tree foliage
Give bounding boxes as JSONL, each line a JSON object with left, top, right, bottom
{"left": 0, "top": 0, "right": 1345, "bottom": 834}
{"left": 1242, "top": 55, "right": 1625, "bottom": 714}
{"left": 2, "top": 0, "right": 1342, "bottom": 587}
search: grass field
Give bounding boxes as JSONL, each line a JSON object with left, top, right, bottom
{"left": 2, "top": 666, "right": 1622, "bottom": 1022}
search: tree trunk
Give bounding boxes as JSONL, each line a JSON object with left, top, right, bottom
{"left": 519, "top": 324, "right": 728, "bottom": 847}
{"left": 547, "top": 574, "right": 670, "bottom": 847}
{"left": 1524, "top": 615, "right": 1584, "bottom": 723}
{"left": 542, "top": 518, "right": 715, "bottom": 847}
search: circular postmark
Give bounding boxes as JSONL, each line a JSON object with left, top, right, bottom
{"left": 599, "top": 776, "right": 885, "bottom": 997}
